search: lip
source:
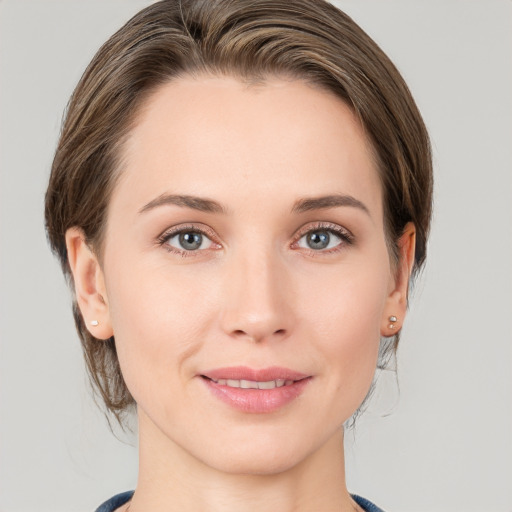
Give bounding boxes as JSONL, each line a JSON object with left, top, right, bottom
{"left": 202, "top": 366, "right": 309, "bottom": 382}
{"left": 200, "top": 366, "right": 312, "bottom": 414}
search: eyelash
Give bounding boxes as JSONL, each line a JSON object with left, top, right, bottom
{"left": 156, "top": 224, "right": 219, "bottom": 257}
{"left": 156, "top": 222, "right": 354, "bottom": 257}
{"left": 292, "top": 222, "right": 354, "bottom": 255}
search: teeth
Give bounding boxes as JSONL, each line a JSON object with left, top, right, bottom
{"left": 257, "top": 380, "right": 275, "bottom": 390}
{"left": 240, "top": 379, "right": 256, "bottom": 389}
{"left": 212, "top": 378, "right": 293, "bottom": 389}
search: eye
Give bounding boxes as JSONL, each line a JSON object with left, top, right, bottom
{"left": 167, "top": 231, "right": 213, "bottom": 251}
{"left": 160, "top": 228, "right": 216, "bottom": 253}
{"left": 297, "top": 230, "right": 341, "bottom": 251}
{"left": 294, "top": 224, "right": 354, "bottom": 253}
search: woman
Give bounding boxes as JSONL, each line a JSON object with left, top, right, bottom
{"left": 44, "top": 0, "right": 432, "bottom": 511}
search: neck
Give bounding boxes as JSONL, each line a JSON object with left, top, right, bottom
{"left": 128, "top": 412, "right": 359, "bottom": 512}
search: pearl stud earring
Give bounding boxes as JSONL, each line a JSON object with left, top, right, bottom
{"left": 90, "top": 320, "right": 99, "bottom": 326}
{"left": 388, "top": 315, "right": 397, "bottom": 329}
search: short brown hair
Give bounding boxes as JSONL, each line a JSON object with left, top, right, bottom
{"left": 45, "top": 0, "right": 433, "bottom": 422}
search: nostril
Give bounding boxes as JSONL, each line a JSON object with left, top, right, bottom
{"left": 230, "top": 328, "right": 287, "bottom": 342}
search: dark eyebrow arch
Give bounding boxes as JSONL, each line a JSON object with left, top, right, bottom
{"left": 139, "top": 194, "right": 226, "bottom": 214}
{"left": 291, "top": 194, "right": 370, "bottom": 216}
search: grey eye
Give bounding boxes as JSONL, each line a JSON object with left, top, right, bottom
{"left": 167, "top": 231, "right": 213, "bottom": 251}
{"left": 298, "top": 230, "right": 342, "bottom": 251}
{"left": 179, "top": 232, "right": 202, "bottom": 250}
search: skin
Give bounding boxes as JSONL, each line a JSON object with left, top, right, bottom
{"left": 66, "top": 76, "right": 415, "bottom": 512}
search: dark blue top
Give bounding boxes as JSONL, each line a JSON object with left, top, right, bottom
{"left": 95, "top": 490, "right": 385, "bottom": 511}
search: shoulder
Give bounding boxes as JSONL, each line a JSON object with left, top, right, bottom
{"left": 95, "top": 491, "right": 134, "bottom": 512}
{"left": 352, "top": 494, "right": 387, "bottom": 512}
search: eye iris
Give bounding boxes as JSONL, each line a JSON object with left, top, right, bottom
{"left": 179, "top": 232, "right": 202, "bottom": 250}
{"left": 307, "top": 231, "right": 330, "bottom": 250}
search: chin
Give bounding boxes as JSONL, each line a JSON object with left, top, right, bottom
{"left": 193, "top": 428, "right": 325, "bottom": 477}
{"left": 208, "top": 449, "right": 304, "bottom": 476}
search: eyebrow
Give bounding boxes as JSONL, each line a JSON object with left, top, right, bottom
{"left": 139, "top": 192, "right": 369, "bottom": 217}
{"left": 291, "top": 194, "right": 370, "bottom": 216}
{"left": 139, "top": 193, "right": 226, "bottom": 214}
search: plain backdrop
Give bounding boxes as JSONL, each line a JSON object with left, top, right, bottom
{"left": 1, "top": 1, "right": 511, "bottom": 511}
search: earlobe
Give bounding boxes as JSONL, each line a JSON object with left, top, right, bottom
{"left": 381, "top": 222, "right": 416, "bottom": 336}
{"left": 65, "top": 227, "right": 113, "bottom": 340}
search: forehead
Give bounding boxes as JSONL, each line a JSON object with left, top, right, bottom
{"left": 114, "top": 75, "right": 382, "bottom": 219}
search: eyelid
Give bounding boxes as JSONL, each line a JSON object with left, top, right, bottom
{"left": 156, "top": 223, "right": 221, "bottom": 254}
{"left": 291, "top": 221, "right": 355, "bottom": 252}
{"left": 155, "top": 221, "right": 354, "bottom": 256}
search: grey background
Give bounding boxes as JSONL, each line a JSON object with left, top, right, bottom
{"left": 1, "top": 1, "right": 511, "bottom": 511}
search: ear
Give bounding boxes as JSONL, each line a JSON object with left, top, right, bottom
{"left": 381, "top": 222, "right": 416, "bottom": 337}
{"left": 65, "top": 227, "right": 114, "bottom": 340}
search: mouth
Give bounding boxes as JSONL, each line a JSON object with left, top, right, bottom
{"left": 203, "top": 377, "right": 296, "bottom": 389}
{"left": 200, "top": 366, "right": 312, "bottom": 413}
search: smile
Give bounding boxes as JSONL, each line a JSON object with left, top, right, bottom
{"left": 208, "top": 378, "right": 295, "bottom": 389}
{"left": 200, "top": 366, "right": 312, "bottom": 413}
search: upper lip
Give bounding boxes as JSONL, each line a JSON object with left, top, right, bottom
{"left": 201, "top": 366, "right": 309, "bottom": 382}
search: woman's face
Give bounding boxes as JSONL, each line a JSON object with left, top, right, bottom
{"left": 82, "top": 76, "right": 409, "bottom": 474}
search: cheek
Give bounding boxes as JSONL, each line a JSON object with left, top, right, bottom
{"left": 298, "top": 258, "right": 389, "bottom": 404}
{"left": 103, "top": 258, "right": 217, "bottom": 404}
{"left": 301, "top": 255, "right": 389, "bottom": 338}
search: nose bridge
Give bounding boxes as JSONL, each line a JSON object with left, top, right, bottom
{"left": 220, "top": 240, "right": 292, "bottom": 342}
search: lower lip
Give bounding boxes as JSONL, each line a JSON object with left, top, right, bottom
{"left": 202, "top": 377, "right": 311, "bottom": 413}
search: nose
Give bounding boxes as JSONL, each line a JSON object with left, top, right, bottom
{"left": 219, "top": 246, "right": 294, "bottom": 343}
